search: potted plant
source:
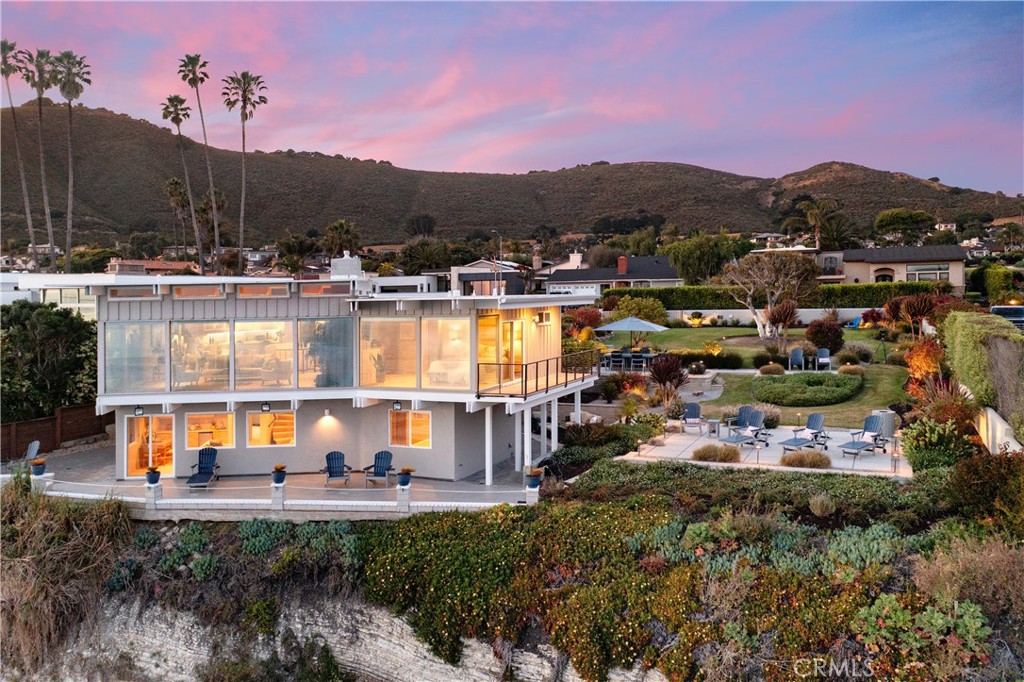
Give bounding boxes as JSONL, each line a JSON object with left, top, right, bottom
{"left": 30, "top": 458, "right": 46, "bottom": 476}
{"left": 526, "top": 467, "right": 543, "bottom": 489}
{"left": 145, "top": 466, "right": 161, "bottom": 485}
{"left": 271, "top": 464, "right": 287, "bottom": 484}
{"left": 372, "top": 352, "right": 387, "bottom": 383}
{"left": 396, "top": 467, "right": 414, "bottom": 487}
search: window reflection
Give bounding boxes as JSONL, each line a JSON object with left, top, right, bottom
{"left": 298, "top": 318, "right": 354, "bottom": 388}
{"left": 105, "top": 323, "right": 167, "bottom": 393}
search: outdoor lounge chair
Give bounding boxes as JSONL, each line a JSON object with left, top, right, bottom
{"left": 724, "top": 405, "right": 755, "bottom": 436}
{"left": 720, "top": 409, "right": 767, "bottom": 452}
{"left": 682, "top": 403, "right": 705, "bottom": 434}
{"left": 779, "top": 413, "right": 829, "bottom": 453}
{"left": 186, "top": 447, "right": 220, "bottom": 488}
{"left": 845, "top": 316, "right": 861, "bottom": 329}
{"left": 837, "top": 415, "right": 884, "bottom": 468}
{"left": 321, "top": 451, "right": 352, "bottom": 487}
{"left": 789, "top": 348, "right": 805, "bottom": 371}
{"left": 816, "top": 348, "right": 832, "bottom": 371}
{"left": 363, "top": 450, "right": 394, "bottom": 487}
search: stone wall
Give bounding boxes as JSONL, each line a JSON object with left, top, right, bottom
{"left": 22, "top": 596, "right": 668, "bottom": 682}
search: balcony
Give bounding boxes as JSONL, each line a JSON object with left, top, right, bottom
{"left": 818, "top": 267, "right": 845, "bottom": 278}
{"left": 476, "top": 350, "right": 600, "bottom": 398}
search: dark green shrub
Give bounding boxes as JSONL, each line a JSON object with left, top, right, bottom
{"left": 805, "top": 320, "right": 844, "bottom": 353}
{"left": 819, "top": 281, "right": 938, "bottom": 307}
{"left": 945, "top": 449, "right": 1024, "bottom": 520}
{"left": 835, "top": 350, "right": 860, "bottom": 365}
{"left": 604, "top": 286, "right": 746, "bottom": 310}
{"left": 886, "top": 350, "right": 907, "bottom": 366}
{"left": 902, "top": 418, "right": 976, "bottom": 471}
{"left": 668, "top": 349, "right": 743, "bottom": 369}
{"left": 752, "top": 352, "right": 772, "bottom": 368}
{"left": 598, "top": 379, "right": 620, "bottom": 403}
{"left": 752, "top": 373, "right": 863, "bottom": 407}
{"left": 943, "top": 312, "right": 1022, "bottom": 406}
{"left": 190, "top": 554, "right": 221, "bottom": 582}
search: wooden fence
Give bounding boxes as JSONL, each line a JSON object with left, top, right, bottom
{"left": 0, "top": 404, "right": 114, "bottom": 460}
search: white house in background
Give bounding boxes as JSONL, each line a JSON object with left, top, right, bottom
{"left": 935, "top": 222, "right": 957, "bottom": 232}
{"left": 546, "top": 255, "right": 682, "bottom": 297}
{"left": 15, "top": 256, "right": 598, "bottom": 485}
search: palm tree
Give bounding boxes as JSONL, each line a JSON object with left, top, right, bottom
{"left": 21, "top": 48, "right": 57, "bottom": 271}
{"left": 196, "top": 188, "right": 228, "bottom": 254}
{"left": 400, "top": 237, "right": 451, "bottom": 275}
{"left": 782, "top": 198, "right": 839, "bottom": 251}
{"left": 52, "top": 51, "right": 91, "bottom": 273}
{"left": 221, "top": 71, "right": 268, "bottom": 276}
{"left": 320, "top": 218, "right": 360, "bottom": 257}
{"left": 161, "top": 94, "right": 204, "bottom": 273}
{"left": 164, "top": 178, "right": 188, "bottom": 259}
{"left": 178, "top": 54, "right": 221, "bottom": 273}
{"left": 818, "top": 212, "right": 857, "bottom": 251}
{"left": 999, "top": 223, "right": 1023, "bottom": 253}
{"left": 1, "top": 40, "right": 39, "bottom": 270}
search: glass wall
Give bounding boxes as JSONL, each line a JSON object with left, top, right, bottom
{"left": 105, "top": 323, "right": 167, "bottom": 393}
{"left": 185, "top": 413, "right": 235, "bottom": 450}
{"left": 171, "top": 322, "right": 230, "bottom": 391}
{"left": 298, "top": 318, "right": 354, "bottom": 388}
{"left": 421, "top": 318, "right": 470, "bottom": 389}
{"left": 359, "top": 319, "right": 417, "bottom": 387}
{"left": 389, "top": 410, "right": 431, "bottom": 448}
{"left": 126, "top": 415, "right": 174, "bottom": 477}
{"left": 247, "top": 411, "right": 295, "bottom": 447}
{"left": 234, "top": 321, "right": 295, "bottom": 390}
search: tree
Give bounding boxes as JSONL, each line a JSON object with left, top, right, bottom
{"left": 275, "top": 233, "right": 317, "bottom": 274}
{"left": 400, "top": 238, "right": 451, "bottom": 275}
{"left": 1, "top": 300, "right": 97, "bottom": 422}
{"left": 609, "top": 295, "right": 668, "bottom": 326}
{"left": 922, "top": 231, "right": 958, "bottom": 246}
{"left": 222, "top": 70, "right": 268, "bottom": 275}
{"left": 179, "top": 54, "right": 222, "bottom": 273}
{"left": 123, "top": 231, "right": 167, "bottom": 259}
{"left": 625, "top": 226, "right": 659, "bottom": 256}
{"left": 817, "top": 212, "right": 858, "bottom": 250}
{"left": 405, "top": 213, "right": 437, "bottom": 237}
{"left": 998, "top": 223, "right": 1024, "bottom": 252}
{"left": 718, "top": 252, "right": 820, "bottom": 338}
{"left": 161, "top": 95, "right": 205, "bottom": 273}
{"left": 659, "top": 233, "right": 744, "bottom": 284}
{"left": 164, "top": 178, "right": 186, "bottom": 251}
{"left": 51, "top": 51, "right": 91, "bottom": 273}
{"left": 782, "top": 198, "right": 838, "bottom": 251}
{"left": 649, "top": 354, "right": 689, "bottom": 409}
{"left": 873, "top": 208, "right": 935, "bottom": 246}
{"left": 21, "top": 49, "right": 57, "bottom": 272}
{"left": 1, "top": 40, "right": 38, "bottom": 269}
{"left": 320, "top": 219, "right": 360, "bottom": 257}
{"left": 585, "top": 244, "right": 625, "bottom": 268}
{"left": 766, "top": 299, "right": 799, "bottom": 352}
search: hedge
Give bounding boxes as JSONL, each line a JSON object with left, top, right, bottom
{"left": 984, "top": 265, "right": 1016, "bottom": 304}
{"left": 752, "top": 373, "right": 864, "bottom": 407}
{"left": 943, "top": 312, "right": 1023, "bottom": 407}
{"left": 667, "top": 349, "right": 745, "bottom": 369}
{"left": 604, "top": 286, "right": 749, "bottom": 310}
{"left": 818, "top": 282, "right": 939, "bottom": 308}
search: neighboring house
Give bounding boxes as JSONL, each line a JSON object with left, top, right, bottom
{"left": 15, "top": 266, "right": 597, "bottom": 485}
{"left": 535, "top": 252, "right": 585, "bottom": 291}
{"left": 840, "top": 245, "right": 967, "bottom": 290}
{"left": 750, "top": 232, "right": 788, "bottom": 247}
{"left": 935, "top": 222, "right": 957, "bottom": 232}
{"left": 546, "top": 255, "right": 682, "bottom": 296}
{"left": 106, "top": 258, "right": 201, "bottom": 275}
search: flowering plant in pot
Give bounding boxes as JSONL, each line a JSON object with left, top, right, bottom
{"left": 145, "top": 466, "right": 161, "bottom": 485}
{"left": 526, "top": 467, "right": 543, "bottom": 489}
{"left": 397, "top": 467, "right": 415, "bottom": 487}
{"left": 271, "top": 464, "right": 287, "bottom": 484}
{"left": 30, "top": 458, "right": 46, "bottom": 476}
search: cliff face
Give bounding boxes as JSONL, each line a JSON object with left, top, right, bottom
{"left": 27, "top": 596, "right": 667, "bottom": 682}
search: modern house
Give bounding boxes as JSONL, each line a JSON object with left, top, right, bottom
{"left": 546, "top": 255, "right": 682, "bottom": 296}
{"left": 15, "top": 260, "right": 598, "bottom": 485}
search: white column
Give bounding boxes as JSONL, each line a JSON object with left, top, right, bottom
{"left": 484, "top": 405, "right": 494, "bottom": 486}
{"left": 514, "top": 411, "right": 523, "bottom": 472}
{"left": 573, "top": 390, "right": 582, "bottom": 424}
{"left": 539, "top": 402, "right": 547, "bottom": 458}
{"left": 523, "top": 408, "right": 533, "bottom": 471}
{"left": 550, "top": 398, "right": 559, "bottom": 453}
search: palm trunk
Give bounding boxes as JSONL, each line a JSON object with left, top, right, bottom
{"left": 5, "top": 81, "right": 38, "bottom": 270}
{"left": 176, "top": 127, "right": 205, "bottom": 274}
{"left": 193, "top": 87, "right": 221, "bottom": 275}
{"left": 35, "top": 95, "right": 56, "bottom": 272}
{"left": 238, "top": 117, "right": 246, "bottom": 276}
{"left": 63, "top": 100, "right": 74, "bottom": 273}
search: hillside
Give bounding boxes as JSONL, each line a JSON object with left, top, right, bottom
{"left": 2, "top": 101, "right": 1017, "bottom": 247}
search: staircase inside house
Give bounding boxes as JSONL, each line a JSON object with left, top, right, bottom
{"left": 269, "top": 412, "right": 295, "bottom": 446}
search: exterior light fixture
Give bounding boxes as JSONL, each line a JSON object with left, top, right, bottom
{"left": 323, "top": 408, "right": 331, "bottom": 416}
{"left": 393, "top": 401, "right": 402, "bottom": 411}
{"left": 134, "top": 405, "right": 144, "bottom": 417}
{"left": 261, "top": 402, "right": 271, "bottom": 413}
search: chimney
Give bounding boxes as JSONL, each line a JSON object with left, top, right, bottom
{"left": 617, "top": 255, "right": 628, "bottom": 275}
{"left": 568, "top": 251, "right": 583, "bottom": 269}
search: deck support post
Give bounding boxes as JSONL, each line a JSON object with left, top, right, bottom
{"left": 145, "top": 481, "right": 162, "bottom": 510}
{"left": 513, "top": 411, "right": 523, "bottom": 472}
{"left": 573, "top": 390, "right": 582, "bottom": 424}
{"left": 550, "top": 397, "right": 559, "bottom": 453}
{"left": 484, "top": 405, "right": 494, "bottom": 486}
{"left": 539, "top": 402, "right": 547, "bottom": 458}
{"left": 523, "top": 409, "right": 533, "bottom": 472}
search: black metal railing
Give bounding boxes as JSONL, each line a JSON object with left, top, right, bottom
{"left": 476, "top": 349, "right": 600, "bottom": 398}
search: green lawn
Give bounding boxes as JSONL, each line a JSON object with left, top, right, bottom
{"left": 700, "top": 364, "right": 909, "bottom": 429}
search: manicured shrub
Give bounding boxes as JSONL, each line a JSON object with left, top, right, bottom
{"left": 805, "top": 320, "right": 844, "bottom": 353}
{"left": 984, "top": 264, "right": 1016, "bottom": 303}
{"left": 837, "top": 364, "right": 865, "bottom": 377}
{"left": 902, "top": 418, "right": 976, "bottom": 471}
{"left": 692, "top": 444, "right": 741, "bottom": 463}
{"left": 842, "top": 341, "right": 876, "bottom": 363}
{"left": 668, "top": 349, "right": 743, "bottom": 369}
{"left": 753, "top": 402, "right": 781, "bottom": 429}
{"left": 943, "top": 312, "right": 1022, "bottom": 407}
{"left": 752, "top": 351, "right": 772, "bottom": 369}
{"left": 819, "top": 281, "right": 936, "bottom": 308}
{"left": 835, "top": 350, "right": 860, "bottom": 365}
{"left": 779, "top": 449, "right": 832, "bottom": 469}
{"left": 604, "top": 286, "right": 746, "bottom": 311}
{"left": 885, "top": 350, "right": 907, "bottom": 366}
{"left": 758, "top": 362, "right": 785, "bottom": 376}
{"left": 752, "top": 372, "right": 864, "bottom": 407}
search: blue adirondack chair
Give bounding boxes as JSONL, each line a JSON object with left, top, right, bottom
{"left": 720, "top": 410, "right": 767, "bottom": 451}
{"left": 363, "top": 450, "right": 394, "bottom": 488}
{"left": 321, "top": 451, "right": 352, "bottom": 487}
{"left": 724, "top": 405, "right": 755, "bottom": 436}
{"left": 845, "top": 316, "right": 861, "bottom": 329}
{"left": 780, "top": 412, "right": 829, "bottom": 453}
{"left": 186, "top": 447, "right": 220, "bottom": 488}
{"left": 789, "top": 347, "right": 805, "bottom": 371}
{"left": 682, "top": 402, "right": 705, "bottom": 433}
{"left": 837, "top": 415, "right": 884, "bottom": 467}
{"left": 816, "top": 348, "right": 832, "bottom": 371}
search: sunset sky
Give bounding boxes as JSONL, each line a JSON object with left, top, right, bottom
{"left": 3, "top": 1, "right": 1022, "bottom": 193}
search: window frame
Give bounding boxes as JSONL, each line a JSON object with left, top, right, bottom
{"left": 107, "top": 286, "right": 160, "bottom": 300}
{"left": 237, "top": 283, "right": 291, "bottom": 298}
{"left": 388, "top": 409, "right": 432, "bottom": 449}
{"left": 173, "top": 284, "right": 225, "bottom": 300}
{"left": 300, "top": 282, "right": 352, "bottom": 297}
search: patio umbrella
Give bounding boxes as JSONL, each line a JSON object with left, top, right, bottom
{"left": 594, "top": 316, "right": 668, "bottom": 348}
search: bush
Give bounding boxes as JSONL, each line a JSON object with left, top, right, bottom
{"left": 834, "top": 350, "right": 860, "bottom": 365}
{"left": 779, "top": 449, "right": 832, "bottom": 469}
{"left": 668, "top": 349, "right": 744, "bottom": 369}
{"left": 984, "top": 264, "right": 1016, "bottom": 303}
{"left": 944, "top": 312, "right": 1023, "bottom": 407}
{"left": 842, "top": 341, "right": 876, "bottom": 363}
{"left": 837, "top": 365, "right": 865, "bottom": 377}
{"left": 665, "top": 399, "right": 686, "bottom": 420}
{"left": 902, "top": 418, "right": 976, "bottom": 471}
{"left": 633, "top": 412, "right": 667, "bottom": 436}
{"left": 752, "top": 352, "right": 772, "bottom": 369}
{"left": 945, "top": 449, "right": 1024, "bottom": 523}
{"left": 758, "top": 362, "right": 785, "bottom": 376}
{"left": 885, "top": 350, "right": 907, "bottom": 366}
{"left": 561, "top": 338, "right": 602, "bottom": 371}
{"left": 804, "top": 320, "right": 844, "bottom": 353}
{"left": 819, "top": 281, "right": 936, "bottom": 308}
{"left": 809, "top": 493, "right": 836, "bottom": 517}
{"left": 598, "top": 379, "right": 620, "bottom": 403}
{"left": 604, "top": 286, "right": 745, "bottom": 311}
{"left": 753, "top": 402, "right": 781, "bottom": 429}
{"left": 861, "top": 308, "right": 885, "bottom": 326}
{"left": 692, "top": 444, "right": 741, "bottom": 462}
{"left": 910, "top": 378, "right": 978, "bottom": 436}
{"left": 904, "top": 338, "right": 945, "bottom": 380}
{"left": 609, "top": 295, "right": 669, "bottom": 326}
{"left": 752, "top": 373, "right": 864, "bottom": 407}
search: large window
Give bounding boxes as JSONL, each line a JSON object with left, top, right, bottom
{"left": 171, "top": 322, "right": 230, "bottom": 391}
{"left": 298, "top": 318, "right": 354, "bottom": 388}
{"left": 185, "top": 413, "right": 235, "bottom": 450}
{"left": 360, "top": 319, "right": 417, "bottom": 388}
{"left": 105, "top": 322, "right": 167, "bottom": 393}
{"left": 234, "top": 321, "right": 295, "bottom": 390}
{"left": 247, "top": 411, "right": 295, "bottom": 447}
{"left": 126, "top": 415, "right": 174, "bottom": 477}
{"left": 389, "top": 410, "right": 431, "bottom": 448}
{"left": 907, "top": 263, "right": 950, "bottom": 281}
{"left": 477, "top": 315, "right": 500, "bottom": 389}
{"left": 421, "top": 318, "right": 470, "bottom": 389}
